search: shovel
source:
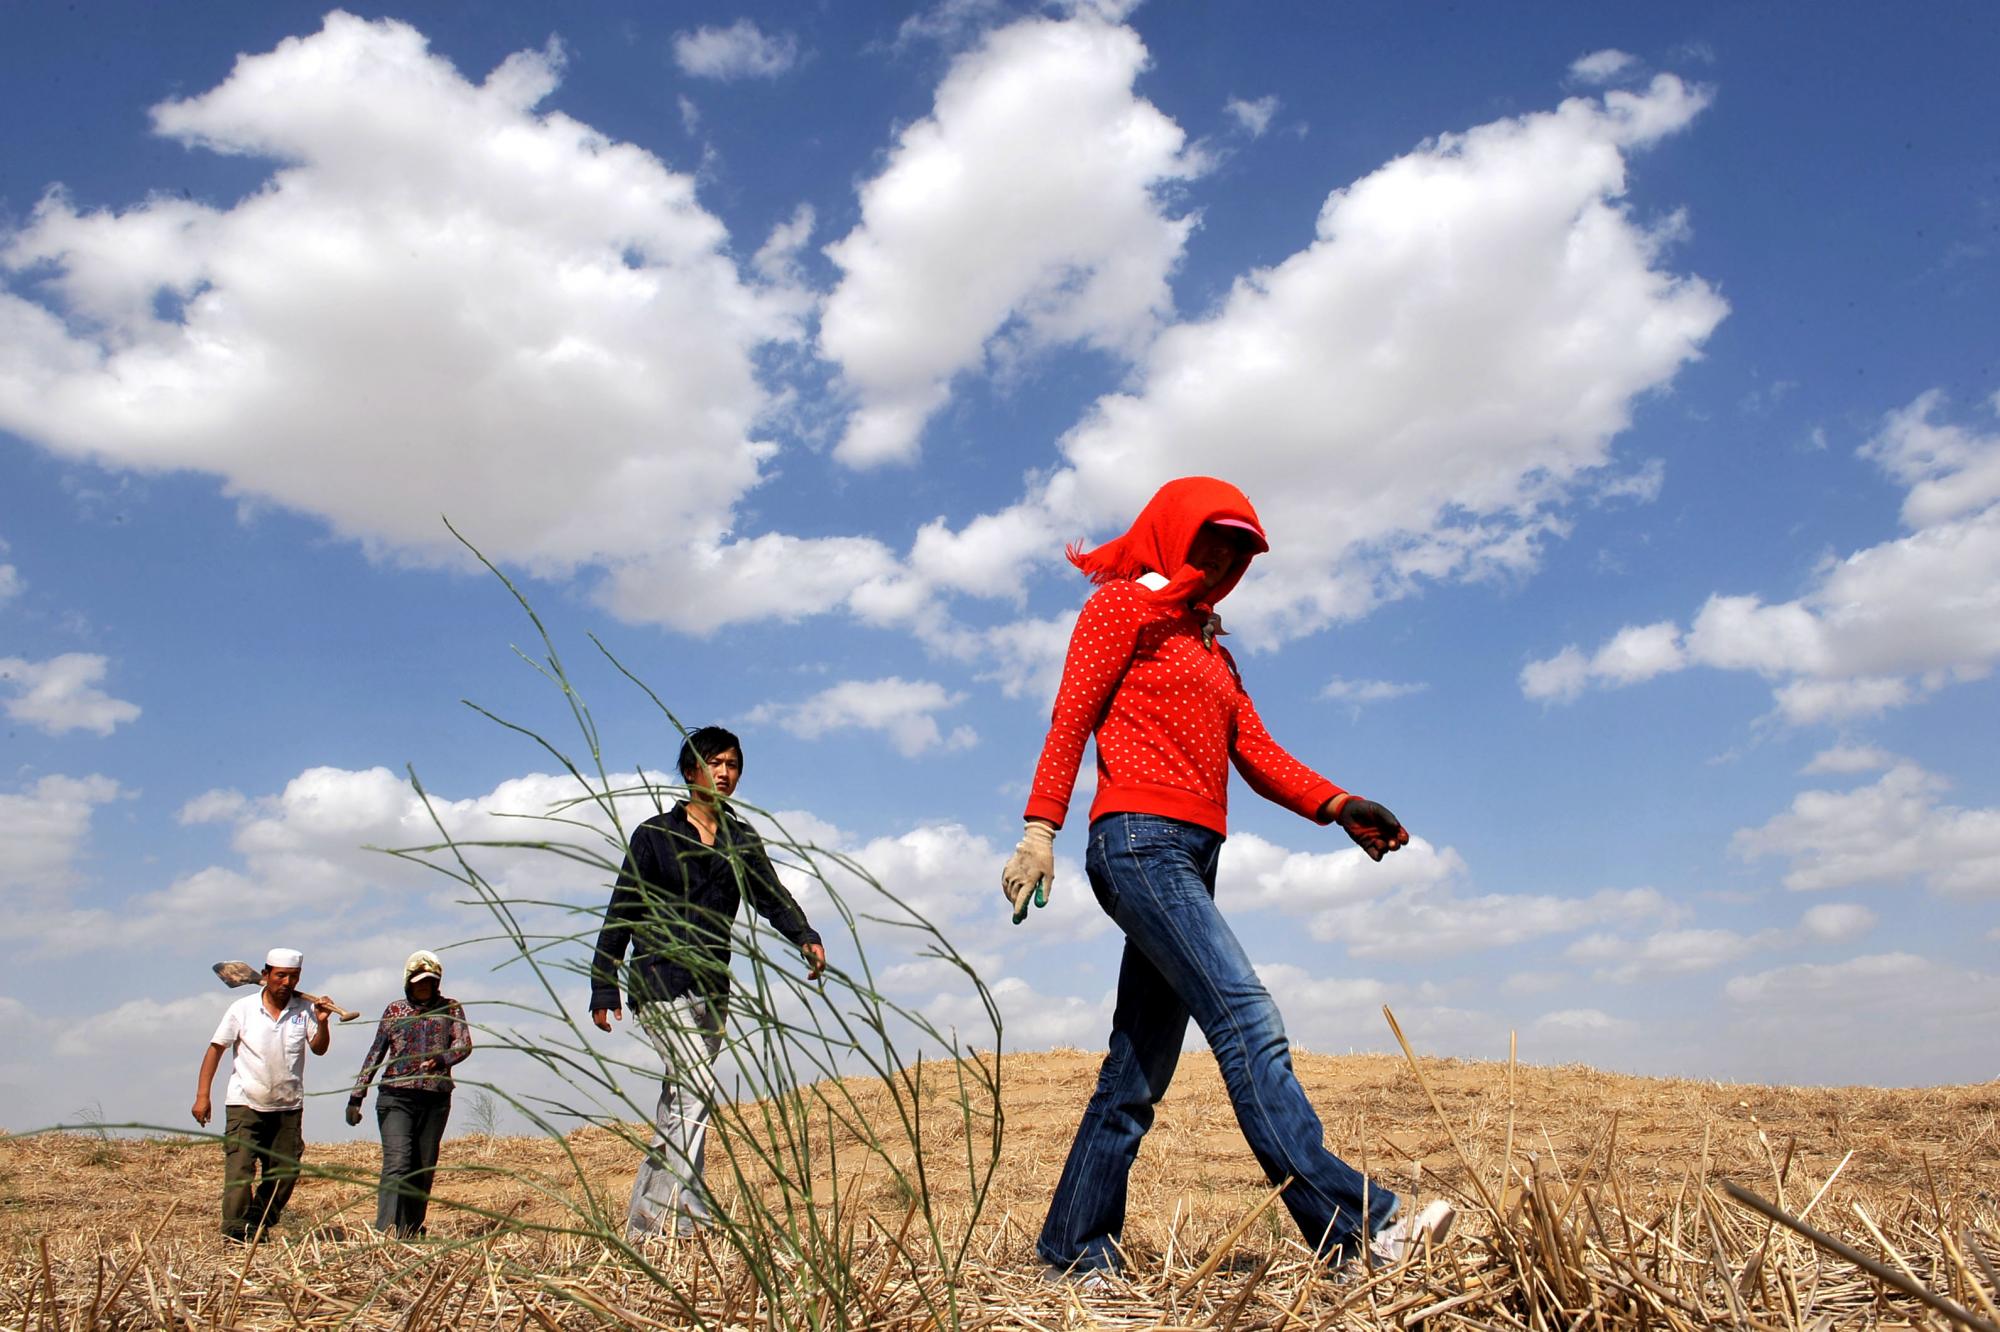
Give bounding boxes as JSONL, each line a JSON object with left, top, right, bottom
{"left": 212, "top": 960, "right": 361, "bottom": 1021}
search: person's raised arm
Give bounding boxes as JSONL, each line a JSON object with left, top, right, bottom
{"left": 307, "top": 999, "right": 333, "bottom": 1055}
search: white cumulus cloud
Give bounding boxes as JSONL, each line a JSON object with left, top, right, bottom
{"left": 1802, "top": 745, "right": 1895, "bottom": 775}
{"left": 598, "top": 533, "right": 902, "bottom": 634}
{"left": 53, "top": 993, "right": 228, "bottom": 1060}
{"left": 1253, "top": 967, "right": 1504, "bottom": 1058}
{"left": 1567, "top": 926, "right": 1766, "bottom": 982}
{"left": 1532, "top": 1007, "right": 1634, "bottom": 1035}
{"left": 953, "top": 71, "right": 1724, "bottom": 646}
{"left": 1321, "top": 885, "right": 1674, "bottom": 960}
{"left": 1523, "top": 391, "right": 2000, "bottom": 722}
{"left": 178, "top": 788, "right": 248, "bottom": 825}
{"left": 1732, "top": 760, "right": 2000, "bottom": 897}
{"left": 916, "top": 973, "right": 1111, "bottom": 1051}
{"left": 0, "top": 13, "right": 805, "bottom": 587}
{"left": 1224, "top": 94, "right": 1279, "bottom": 137}
{"left": 819, "top": 11, "right": 1204, "bottom": 466}
{"left": 1798, "top": 902, "right": 1876, "bottom": 942}
{"left": 0, "top": 22, "right": 1733, "bottom": 657}
{"left": 1256, "top": 962, "right": 1392, "bottom": 1030}
{"left": 764, "top": 810, "right": 1104, "bottom": 949}
{"left": 925, "top": 608, "right": 1080, "bottom": 704}
{"left": 0, "top": 653, "right": 141, "bottom": 736}
{"left": 1519, "top": 646, "right": 1590, "bottom": 704}
{"left": 672, "top": 20, "right": 800, "bottom": 81}
{"left": 1222, "top": 832, "right": 1462, "bottom": 915}
{"left": 1715, "top": 951, "right": 2000, "bottom": 1083}
{"left": 748, "top": 677, "right": 976, "bottom": 758}
{"left": 1521, "top": 621, "right": 1684, "bottom": 700}
{"left": 4, "top": 764, "right": 638, "bottom": 956}
{"left": 1221, "top": 830, "right": 1671, "bottom": 958}
{"left": 1569, "top": 50, "right": 1637, "bottom": 85}
{"left": 1866, "top": 388, "right": 2000, "bottom": 527}
{"left": 1723, "top": 951, "right": 1926, "bottom": 1005}
{"left": 1319, "top": 676, "right": 1428, "bottom": 710}
{"left": 0, "top": 773, "right": 121, "bottom": 895}
{"left": 6, "top": 761, "right": 1042, "bottom": 982}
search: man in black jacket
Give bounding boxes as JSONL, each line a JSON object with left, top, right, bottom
{"left": 589, "top": 725, "right": 826, "bottom": 1238}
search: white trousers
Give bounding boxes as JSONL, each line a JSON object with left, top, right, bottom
{"left": 628, "top": 994, "right": 724, "bottom": 1237}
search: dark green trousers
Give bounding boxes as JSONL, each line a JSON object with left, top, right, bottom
{"left": 221, "top": 1105, "right": 304, "bottom": 1240}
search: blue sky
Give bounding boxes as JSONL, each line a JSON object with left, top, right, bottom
{"left": 2, "top": 1, "right": 1996, "bottom": 1139}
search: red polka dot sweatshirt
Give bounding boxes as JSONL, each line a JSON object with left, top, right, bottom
{"left": 1023, "top": 478, "right": 1343, "bottom": 837}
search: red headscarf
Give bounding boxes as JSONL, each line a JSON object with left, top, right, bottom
{"left": 1067, "top": 476, "right": 1269, "bottom": 606}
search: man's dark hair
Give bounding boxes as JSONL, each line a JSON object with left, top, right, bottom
{"left": 678, "top": 725, "right": 743, "bottom": 780}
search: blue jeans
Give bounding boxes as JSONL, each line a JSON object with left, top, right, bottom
{"left": 1037, "top": 813, "right": 1396, "bottom": 1271}
{"left": 376, "top": 1089, "right": 451, "bottom": 1236}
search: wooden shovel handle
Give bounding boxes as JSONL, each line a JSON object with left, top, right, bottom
{"left": 302, "top": 992, "right": 363, "bottom": 1022}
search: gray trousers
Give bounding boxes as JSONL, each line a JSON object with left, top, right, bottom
{"left": 628, "top": 994, "right": 724, "bottom": 1237}
{"left": 375, "top": 1089, "right": 451, "bottom": 1236}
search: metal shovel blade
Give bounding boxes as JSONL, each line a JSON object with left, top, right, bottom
{"left": 214, "top": 960, "right": 261, "bottom": 987}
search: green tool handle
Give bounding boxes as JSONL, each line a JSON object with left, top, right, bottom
{"left": 1011, "top": 877, "right": 1049, "bottom": 925}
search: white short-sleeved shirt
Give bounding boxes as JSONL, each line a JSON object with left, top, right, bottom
{"left": 210, "top": 993, "right": 314, "bottom": 1111}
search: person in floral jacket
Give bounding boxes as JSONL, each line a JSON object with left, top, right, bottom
{"left": 346, "top": 950, "right": 472, "bottom": 1236}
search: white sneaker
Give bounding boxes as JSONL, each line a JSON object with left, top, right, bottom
{"left": 1369, "top": 1199, "right": 1455, "bottom": 1266}
{"left": 626, "top": 1213, "right": 712, "bottom": 1242}
{"left": 1039, "top": 1263, "right": 1115, "bottom": 1290}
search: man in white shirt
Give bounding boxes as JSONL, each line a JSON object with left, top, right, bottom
{"left": 192, "top": 947, "right": 334, "bottom": 1241}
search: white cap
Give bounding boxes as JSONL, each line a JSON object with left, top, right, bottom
{"left": 265, "top": 947, "right": 304, "bottom": 970}
{"left": 404, "top": 949, "right": 443, "bottom": 981}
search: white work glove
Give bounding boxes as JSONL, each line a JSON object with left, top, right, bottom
{"left": 1001, "top": 820, "right": 1056, "bottom": 924}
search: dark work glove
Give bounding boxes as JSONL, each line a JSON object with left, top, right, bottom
{"left": 1338, "top": 798, "right": 1410, "bottom": 862}
{"left": 345, "top": 1099, "right": 364, "bottom": 1127}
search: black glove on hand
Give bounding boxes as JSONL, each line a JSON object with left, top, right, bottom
{"left": 344, "top": 1099, "right": 364, "bottom": 1127}
{"left": 1338, "top": 797, "right": 1410, "bottom": 862}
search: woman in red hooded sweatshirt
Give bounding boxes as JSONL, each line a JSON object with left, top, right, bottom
{"left": 1002, "top": 476, "right": 1452, "bottom": 1278}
